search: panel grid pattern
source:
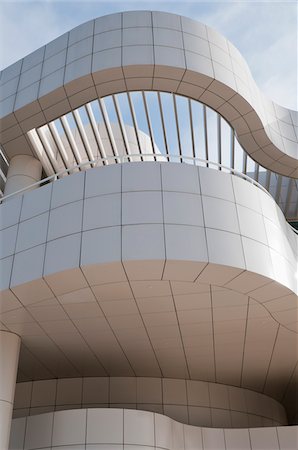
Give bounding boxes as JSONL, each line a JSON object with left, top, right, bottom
{"left": 0, "top": 11, "right": 297, "bottom": 177}
{"left": 12, "top": 377, "right": 287, "bottom": 428}
{"left": 9, "top": 408, "right": 298, "bottom": 450}
{"left": 24, "top": 92, "right": 298, "bottom": 220}
{"left": 0, "top": 163, "right": 296, "bottom": 419}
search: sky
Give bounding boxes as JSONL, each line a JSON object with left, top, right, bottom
{"left": 0, "top": 0, "right": 297, "bottom": 110}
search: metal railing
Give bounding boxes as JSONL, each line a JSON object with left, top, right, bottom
{"left": 0, "top": 154, "right": 278, "bottom": 205}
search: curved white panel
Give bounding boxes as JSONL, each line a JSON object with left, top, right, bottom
{"left": 0, "top": 11, "right": 297, "bottom": 176}
{"left": 12, "top": 376, "right": 287, "bottom": 427}
{"left": 0, "top": 163, "right": 297, "bottom": 407}
{"left": 9, "top": 408, "right": 298, "bottom": 450}
{"left": 1, "top": 163, "right": 296, "bottom": 298}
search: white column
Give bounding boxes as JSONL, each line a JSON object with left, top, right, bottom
{"left": 4, "top": 155, "right": 42, "bottom": 197}
{"left": 0, "top": 331, "right": 20, "bottom": 450}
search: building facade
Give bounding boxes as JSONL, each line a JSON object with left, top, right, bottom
{"left": 0, "top": 11, "right": 297, "bottom": 449}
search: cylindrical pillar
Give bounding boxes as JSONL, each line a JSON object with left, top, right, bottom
{"left": 0, "top": 331, "right": 20, "bottom": 450}
{"left": 4, "top": 155, "right": 42, "bottom": 197}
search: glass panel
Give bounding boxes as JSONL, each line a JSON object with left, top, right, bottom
{"left": 144, "top": 91, "right": 165, "bottom": 155}
{"left": 220, "top": 117, "right": 231, "bottom": 172}
{"left": 191, "top": 100, "right": 205, "bottom": 162}
{"left": 206, "top": 106, "right": 218, "bottom": 167}
{"left": 160, "top": 92, "right": 179, "bottom": 161}
{"left": 117, "top": 93, "right": 133, "bottom": 127}
{"left": 130, "top": 91, "right": 150, "bottom": 138}
{"left": 234, "top": 140, "right": 244, "bottom": 173}
{"left": 175, "top": 95, "right": 193, "bottom": 161}
{"left": 246, "top": 154, "right": 256, "bottom": 175}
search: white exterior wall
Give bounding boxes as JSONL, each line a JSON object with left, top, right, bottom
{"left": 0, "top": 331, "right": 20, "bottom": 450}
{"left": 1, "top": 163, "right": 296, "bottom": 304}
{"left": 9, "top": 408, "right": 298, "bottom": 450}
{"left": 1, "top": 10, "right": 297, "bottom": 448}
{"left": 12, "top": 377, "right": 287, "bottom": 428}
{"left": 1, "top": 11, "right": 297, "bottom": 176}
{"left": 1, "top": 163, "right": 297, "bottom": 446}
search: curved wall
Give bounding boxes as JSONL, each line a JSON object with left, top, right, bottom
{"left": 12, "top": 377, "right": 287, "bottom": 428}
{"left": 0, "top": 11, "right": 297, "bottom": 176}
{"left": 0, "top": 163, "right": 297, "bottom": 419}
{"left": 9, "top": 408, "right": 298, "bottom": 450}
{"left": 1, "top": 162, "right": 296, "bottom": 301}
{"left": 1, "top": 10, "right": 297, "bottom": 448}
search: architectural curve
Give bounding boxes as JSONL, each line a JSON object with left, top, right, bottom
{"left": 0, "top": 11, "right": 297, "bottom": 177}
{"left": 1, "top": 163, "right": 297, "bottom": 318}
{"left": 1, "top": 163, "right": 297, "bottom": 414}
{"left": 1, "top": 11, "right": 298, "bottom": 448}
{"left": 12, "top": 376, "right": 288, "bottom": 427}
{"left": 9, "top": 407, "right": 298, "bottom": 449}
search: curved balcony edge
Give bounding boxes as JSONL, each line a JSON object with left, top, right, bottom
{"left": 0, "top": 11, "right": 297, "bottom": 177}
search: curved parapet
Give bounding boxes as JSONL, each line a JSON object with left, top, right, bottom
{"left": 0, "top": 11, "right": 297, "bottom": 177}
{"left": 1, "top": 163, "right": 297, "bottom": 315}
{"left": 12, "top": 376, "right": 288, "bottom": 427}
{"left": 9, "top": 408, "right": 298, "bottom": 449}
{"left": 1, "top": 163, "right": 297, "bottom": 408}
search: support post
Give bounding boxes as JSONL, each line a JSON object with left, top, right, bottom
{"left": 0, "top": 331, "right": 20, "bottom": 450}
{"left": 4, "top": 155, "right": 42, "bottom": 197}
